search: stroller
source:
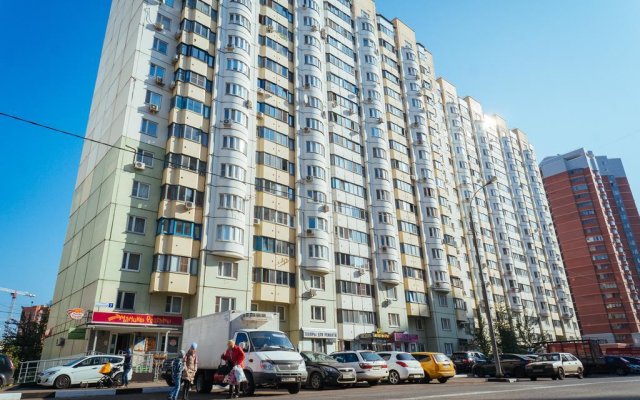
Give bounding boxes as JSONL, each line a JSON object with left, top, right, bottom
{"left": 213, "top": 360, "right": 233, "bottom": 386}
{"left": 97, "top": 365, "right": 123, "bottom": 388}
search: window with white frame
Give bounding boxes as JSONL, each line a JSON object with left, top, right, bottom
{"left": 310, "top": 275, "right": 325, "bottom": 290}
{"left": 165, "top": 296, "right": 182, "bottom": 313}
{"left": 131, "top": 181, "right": 150, "bottom": 199}
{"left": 215, "top": 296, "right": 236, "bottom": 313}
{"left": 388, "top": 313, "right": 400, "bottom": 327}
{"left": 126, "top": 215, "right": 146, "bottom": 234}
{"left": 441, "top": 318, "right": 451, "bottom": 330}
{"left": 311, "top": 306, "right": 326, "bottom": 322}
{"left": 308, "top": 244, "right": 328, "bottom": 260}
{"left": 121, "top": 251, "right": 141, "bottom": 271}
{"left": 275, "top": 305, "right": 286, "bottom": 322}
{"left": 217, "top": 261, "right": 238, "bottom": 279}
{"left": 216, "top": 225, "right": 244, "bottom": 243}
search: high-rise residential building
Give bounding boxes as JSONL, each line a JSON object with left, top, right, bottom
{"left": 541, "top": 149, "right": 640, "bottom": 344}
{"left": 42, "top": 0, "right": 579, "bottom": 359}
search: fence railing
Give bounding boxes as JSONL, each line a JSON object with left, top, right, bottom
{"left": 17, "top": 354, "right": 90, "bottom": 384}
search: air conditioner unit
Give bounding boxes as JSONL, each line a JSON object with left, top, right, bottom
{"left": 155, "top": 75, "right": 164, "bottom": 85}
{"left": 306, "top": 228, "right": 314, "bottom": 235}
{"left": 223, "top": 119, "right": 232, "bottom": 127}
{"left": 410, "top": 175, "right": 417, "bottom": 181}
{"left": 412, "top": 122, "right": 419, "bottom": 128}
{"left": 376, "top": 117, "right": 383, "bottom": 124}
{"left": 434, "top": 282, "right": 442, "bottom": 288}
{"left": 149, "top": 104, "right": 159, "bottom": 113}
{"left": 366, "top": 97, "right": 373, "bottom": 104}
{"left": 134, "top": 161, "right": 146, "bottom": 170}
{"left": 184, "top": 201, "right": 195, "bottom": 209}
{"left": 174, "top": 31, "right": 182, "bottom": 39}
{"left": 320, "top": 204, "right": 330, "bottom": 212}
{"left": 304, "top": 83, "right": 311, "bottom": 89}
{"left": 226, "top": 44, "right": 235, "bottom": 51}
{"left": 257, "top": 88, "right": 266, "bottom": 96}
{"left": 320, "top": 29, "right": 327, "bottom": 39}
{"left": 244, "top": 100, "right": 252, "bottom": 109}
{"left": 303, "top": 127, "right": 310, "bottom": 133}
{"left": 256, "top": 112, "right": 264, "bottom": 119}
{"left": 172, "top": 54, "right": 180, "bottom": 63}
{"left": 357, "top": 267, "right": 366, "bottom": 275}
{"left": 309, "top": 289, "right": 317, "bottom": 297}
{"left": 253, "top": 218, "right": 261, "bottom": 225}
{"left": 311, "top": 25, "right": 318, "bottom": 32}
{"left": 381, "top": 246, "right": 388, "bottom": 252}
{"left": 154, "top": 22, "right": 164, "bottom": 31}
{"left": 266, "top": 25, "right": 274, "bottom": 33}
{"left": 170, "top": 81, "right": 176, "bottom": 89}
{"left": 305, "top": 176, "right": 313, "bottom": 182}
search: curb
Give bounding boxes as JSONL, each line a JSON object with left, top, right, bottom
{"left": 0, "top": 386, "right": 170, "bottom": 399}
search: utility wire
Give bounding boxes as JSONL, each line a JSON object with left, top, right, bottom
{"left": 0, "top": 111, "right": 338, "bottom": 206}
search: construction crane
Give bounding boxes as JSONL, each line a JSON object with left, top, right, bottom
{"left": 0, "top": 287, "right": 36, "bottom": 328}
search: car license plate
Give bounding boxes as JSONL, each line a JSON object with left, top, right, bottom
{"left": 342, "top": 373, "right": 354, "bottom": 379}
{"left": 281, "top": 377, "right": 296, "bottom": 382}
{"left": 373, "top": 366, "right": 380, "bottom": 370}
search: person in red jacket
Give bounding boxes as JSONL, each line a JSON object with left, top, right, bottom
{"left": 221, "top": 340, "right": 245, "bottom": 398}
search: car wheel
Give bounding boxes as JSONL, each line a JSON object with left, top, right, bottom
{"left": 530, "top": 377, "right": 537, "bottom": 381}
{"left": 557, "top": 368, "right": 565, "bottom": 380}
{"left": 310, "top": 372, "right": 324, "bottom": 390}
{"left": 287, "top": 383, "right": 301, "bottom": 394}
{"left": 241, "top": 371, "right": 255, "bottom": 397}
{"left": 54, "top": 375, "right": 71, "bottom": 389}
{"left": 474, "top": 367, "right": 484, "bottom": 378}
{"left": 577, "top": 368, "right": 584, "bottom": 379}
{"left": 368, "top": 380, "right": 379, "bottom": 386}
{"left": 513, "top": 367, "right": 525, "bottom": 378}
{"left": 388, "top": 370, "right": 401, "bottom": 385}
{"left": 423, "top": 373, "right": 431, "bottom": 383}
{"left": 615, "top": 367, "right": 627, "bottom": 376}
{"left": 437, "top": 378, "right": 449, "bottom": 384}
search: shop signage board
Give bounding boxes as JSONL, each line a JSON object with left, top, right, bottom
{"left": 67, "top": 327, "right": 87, "bottom": 340}
{"left": 301, "top": 328, "right": 338, "bottom": 339}
{"left": 67, "top": 308, "right": 86, "bottom": 320}
{"left": 91, "top": 311, "right": 183, "bottom": 326}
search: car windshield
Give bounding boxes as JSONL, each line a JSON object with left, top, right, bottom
{"left": 538, "top": 354, "right": 561, "bottom": 362}
{"left": 303, "top": 352, "right": 334, "bottom": 362}
{"left": 248, "top": 331, "right": 295, "bottom": 351}
{"left": 63, "top": 358, "right": 85, "bottom": 367}
{"left": 360, "top": 352, "right": 383, "bottom": 362}
{"left": 434, "top": 354, "right": 450, "bottom": 362}
{"left": 396, "top": 353, "right": 416, "bottom": 361}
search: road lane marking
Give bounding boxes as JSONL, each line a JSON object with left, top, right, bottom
{"left": 402, "top": 378, "right": 639, "bottom": 399}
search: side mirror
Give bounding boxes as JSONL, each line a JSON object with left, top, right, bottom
{"left": 239, "top": 342, "right": 249, "bottom": 351}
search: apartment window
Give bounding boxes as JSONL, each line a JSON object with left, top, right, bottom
{"left": 218, "top": 193, "right": 245, "bottom": 212}
{"left": 226, "top": 58, "right": 250, "bottom": 75}
{"left": 121, "top": 252, "right": 141, "bottom": 271}
{"left": 149, "top": 63, "right": 166, "bottom": 80}
{"left": 224, "top": 108, "right": 248, "bottom": 126}
{"left": 415, "top": 318, "right": 424, "bottom": 330}
{"left": 311, "top": 306, "right": 326, "bottom": 322}
{"left": 217, "top": 262, "right": 238, "bottom": 279}
{"left": 225, "top": 83, "right": 249, "bottom": 99}
{"left": 388, "top": 313, "right": 400, "bottom": 327}
{"left": 140, "top": 118, "right": 158, "bottom": 137}
{"left": 308, "top": 244, "right": 328, "bottom": 260}
{"left": 306, "top": 141, "right": 324, "bottom": 155}
{"left": 441, "top": 318, "right": 451, "bottom": 331}
{"left": 215, "top": 296, "right": 236, "bottom": 313}
{"left": 165, "top": 296, "right": 182, "bottom": 314}
{"left": 444, "top": 343, "right": 454, "bottom": 355}
{"left": 310, "top": 275, "right": 325, "bottom": 290}
{"left": 222, "top": 135, "right": 248, "bottom": 154}
{"left": 216, "top": 225, "right": 244, "bottom": 244}
{"left": 131, "top": 181, "right": 150, "bottom": 200}
{"left": 275, "top": 305, "right": 286, "bottom": 322}
{"left": 145, "top": 90, "right": 162, "bottom": 107}
{"left": 438, "top": 294, "right": 448, "bottom": 307}
{"left": 307, "top": 217, "right": 328, "bottom": 231}
{"left": 220, "top": 163, "right": 246, "bottom": 181}
{"left": 152, "top": 38, "right": 168, "bottom": 54}
{"left": 126, "top": 216, "right": 146, "bottom": 234}
{"left": 156, "top": 13, "right": 172, "bottom": 30}
{"left": 116, "top": 291, "right": 135, "bottom": 310}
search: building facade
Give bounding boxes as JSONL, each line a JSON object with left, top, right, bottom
{"left": 42, "top": 0, "right": 579, "bottom": 359}
{"left": 541, "top": 149, "right": 640, "bottom": 344}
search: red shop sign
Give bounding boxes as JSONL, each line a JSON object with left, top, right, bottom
{"left": 91, "top": 311, "right": 183, "bottom": 326}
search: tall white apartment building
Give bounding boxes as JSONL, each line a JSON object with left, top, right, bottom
{"left": 43, "top": 0, "right": 579, "bottom": 359}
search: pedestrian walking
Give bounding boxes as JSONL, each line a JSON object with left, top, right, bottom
{"left": 169, "top": 350, "right": 185, "bottom": 400}
{"left": 222, "top": 340, "right": 246, "bottom": 399}
{"left": 181, "top": 343, "right": 198, "bottom": 399}
{"left": 122, "top": 349, "right": 132, "bottom": 388}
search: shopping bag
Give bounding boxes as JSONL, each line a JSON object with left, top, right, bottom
{"left": 233, "top": 365, "right": 247, "bottom": 383}
{"left": 127, "top": 369, "right": 133, "bottom": 381}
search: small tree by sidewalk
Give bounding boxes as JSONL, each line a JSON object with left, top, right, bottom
{"left": 0, "top": 311, "right": 49, "bottom": 377}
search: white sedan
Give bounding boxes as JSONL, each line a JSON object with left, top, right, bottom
{"left": 377, "top": 351, "right": 425, "bottom": 384}
{"left": 37, "top": 355, "right": 124, "bottom": 389}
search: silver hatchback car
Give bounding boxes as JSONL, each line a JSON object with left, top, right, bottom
{"left": 525, "top": 352, "right": 584, "bottom": 380}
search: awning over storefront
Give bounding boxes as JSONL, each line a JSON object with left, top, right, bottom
{"left": 301, "top": 327, "right": 338, "bottom": 340}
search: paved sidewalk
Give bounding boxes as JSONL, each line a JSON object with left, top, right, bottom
{"left": 1, "top": 381, "right": 171, "bottom": 399}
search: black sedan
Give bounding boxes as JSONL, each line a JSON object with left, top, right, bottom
{"left": 300, "top": 351, "right": 357, "bottom": 390}
{"left": 473, "top": 354, "right": 535, "bottom": 378}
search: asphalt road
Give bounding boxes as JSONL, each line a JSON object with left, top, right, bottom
{"left": 33, "top": 375, "right": 640, "bottom": 400}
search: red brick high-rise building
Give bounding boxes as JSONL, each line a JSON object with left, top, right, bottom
{"left": 541, "top": 149, "right": 640, "bottom": 344}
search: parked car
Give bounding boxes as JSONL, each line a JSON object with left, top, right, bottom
{"left": 604, "top": 356, "right": 640, "bottom": 376}
{"left": 377, "top": 351, "right": 424, "bottom": 384}
{"left": 525, "top": 353, "right": 584, "bottom": 380}
{"left": 622, "top": 356, "right": 640, "bottom": 367}
{"left": 473, "top": 354, "right": 535, "bottom": 378}
{"left": 451, "top": 351, "right": 488, "bottom": 373}
{"left": 300, "top": 351, "right": 357, "bottom": 390}
{"left": 37, "top": 355, "right": 125, "bottom": 389}
{"left": 330, "top": 350, "right": 388, "bottom": 386}
{"left": 411, "top": 352, "right": 456, "bottom": 383}
{"left": 0, "top": 353, "right": 15, "bottom": 387}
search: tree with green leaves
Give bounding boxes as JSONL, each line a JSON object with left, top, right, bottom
{"left": 0, "top": 311, "right": 49, "bottom": 373}
{"left": 514, "top": 314, "right": 539, "bottom": 352}
{"left": 473, "top": 313, "right": 492, "bottom": 357}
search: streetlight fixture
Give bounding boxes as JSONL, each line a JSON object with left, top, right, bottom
{"left": 467, "top": 176, "right": 512, "bottom": 382}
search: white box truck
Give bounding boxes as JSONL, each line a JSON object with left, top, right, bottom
{"left": 181, "top": 310, "right": 307, "bottom": 395}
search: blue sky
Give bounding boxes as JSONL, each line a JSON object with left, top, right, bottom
{"left": 0, "top": 0, "right": 638, "bottom": 315}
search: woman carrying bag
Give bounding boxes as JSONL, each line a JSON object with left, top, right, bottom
{"left": 221, "top": 340, "right": 246, "bottom": 399}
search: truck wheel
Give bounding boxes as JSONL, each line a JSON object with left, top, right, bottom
{"left": 287, "top": 382, "right": 301, "bottom": 394}
{"left": 241, "top": 371, "right": 255, "bottom": 397}
{"left": 195, "top": 372, "right": 213, "bottom": 393}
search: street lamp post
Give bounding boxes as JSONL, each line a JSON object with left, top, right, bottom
{"left": 467, "top": 176, "right": 505, "bottom": 379}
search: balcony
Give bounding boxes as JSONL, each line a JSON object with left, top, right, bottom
{"left": 150, "top": 271, "right": 197, "bottom": 295}
{"left": 406, "top": 302, "right": 430, "bottom": 317}
{"left": 562, "top": 311, "right": 574, "bottom": 319}
{"left": 538, "top": 309, "right": 550, "bottom": 317}
{"left": 455, "top": 308, "right": 468, "bottom": 322}
{"left": 377, "top": 271, "right": 402, "bottom": 286}
{"left": 431, "top": 281, "right": 452, "bottom": 293}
